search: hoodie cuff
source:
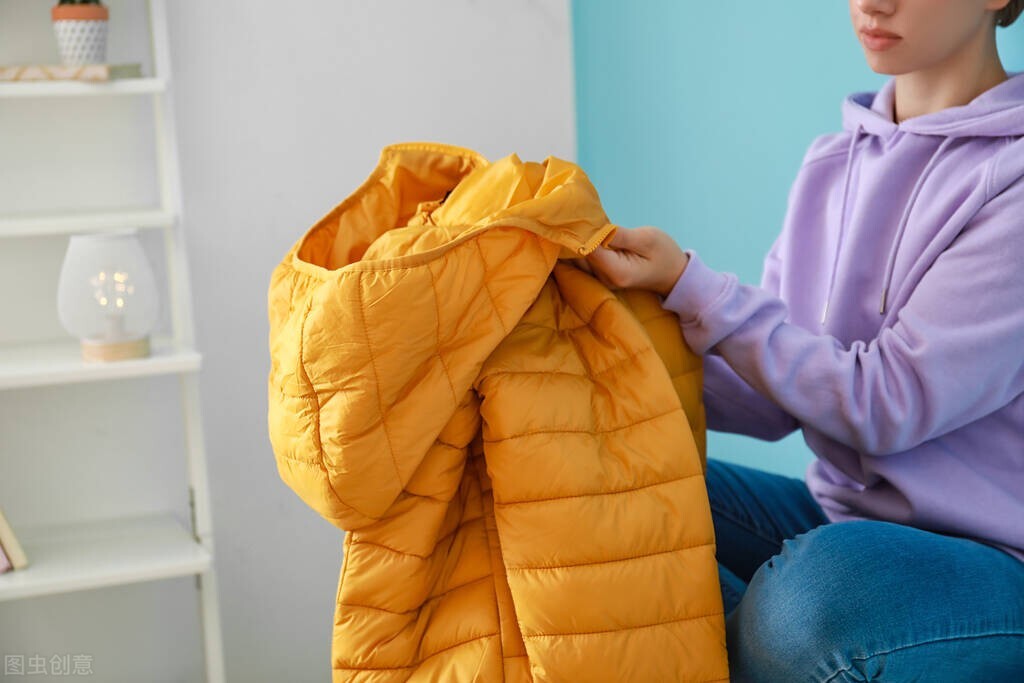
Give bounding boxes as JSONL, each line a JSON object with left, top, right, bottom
{"left": 660, "top": 249, "right": 733, "bottom": 325}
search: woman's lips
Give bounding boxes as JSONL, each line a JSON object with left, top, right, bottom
{"left": 860, "top": 30, "right": 902, "bottom": 51}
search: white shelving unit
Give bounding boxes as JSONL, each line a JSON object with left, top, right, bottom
{"left": 0, "top": 513, "right": 211, "bottom": 602}
{"left": 0, "top": 76, "right": 165, "bottom": 97}
{"left": 0, "top": 2, "right": 225, "bottom": 681}
{"left": 0, "top": 207, "right": 175, "bottom": 238}
{"left": 0, "top": 337, "right": 201, "bottom": 390}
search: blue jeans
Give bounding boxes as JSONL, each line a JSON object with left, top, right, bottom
{"left": 706, "top": 458, "right": 1024, "bottom": 682}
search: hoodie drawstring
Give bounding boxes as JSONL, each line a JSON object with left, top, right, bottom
{"left": 820, "top": 129, "right": 955, "bottom": 324}
{"left": 877, "top": 136, "right": 954, "bottom": 314}
{"left": 820, "top": 124, "right": 863, "bottom": 325}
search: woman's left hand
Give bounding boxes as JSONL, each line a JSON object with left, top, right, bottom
{"left": 584, "top": 225, "right": 690, "bottom": 298}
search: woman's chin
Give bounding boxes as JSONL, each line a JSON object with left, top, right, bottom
{"left": 861, "top": 54, "right": 910, "bottom": 76}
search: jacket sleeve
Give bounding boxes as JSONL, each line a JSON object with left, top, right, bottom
{"left": 693, "top": 235, "right": 800, "bottom": 441}
{"left": 660, "top": 178, "right": 1024, "bottom": 456}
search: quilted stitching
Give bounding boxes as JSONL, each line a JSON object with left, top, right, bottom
{"left": 267, "top": 142, "right": 728, "bottom": 682}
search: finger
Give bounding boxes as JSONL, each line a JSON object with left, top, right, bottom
{"left": 574, "top": 258, "right": 595, "bottom": 275}
{"left": 587, "top": 258, "right": 618, "bottom": 289}
{"left": 586, "top": 245, "right": 618, "bottom": 270}
{"left": 587, "top": 246, "right": 630, "bottom": 287}
{"left": 605, "top": 226, "right": 637, "bottom": 251}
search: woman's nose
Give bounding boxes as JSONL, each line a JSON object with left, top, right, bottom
{"left": 856, "top": 0, "right": 897, "bottom": 17}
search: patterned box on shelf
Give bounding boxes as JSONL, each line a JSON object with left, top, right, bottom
{"left": 0, "top": 63, "right": 141, "bottom": 82}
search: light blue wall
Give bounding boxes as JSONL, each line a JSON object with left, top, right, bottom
{"left": 571, "top": 2, "right": 1024, "bottom": 478}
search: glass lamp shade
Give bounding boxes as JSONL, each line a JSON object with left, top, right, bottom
{"left": 57, "top": 230, "right": 160, "bottom": 362}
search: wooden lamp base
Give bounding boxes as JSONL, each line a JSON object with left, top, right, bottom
{"left": 81, "top": 337, "right": 151, "bottom": 362}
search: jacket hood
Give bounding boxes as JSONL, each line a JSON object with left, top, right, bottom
{"left": 286, "top": 143, "right": 618, "bottom": 281}
{"left": 819, "top": 71, "right": 1024, "bottom": 325}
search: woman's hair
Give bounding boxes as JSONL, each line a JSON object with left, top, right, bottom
{"left": 997, "top": 0, "right": 1024, "bottom": 27}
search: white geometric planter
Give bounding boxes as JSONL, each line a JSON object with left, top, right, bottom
{"left": 51, "top": 3, "right": 109, "bottom": 66}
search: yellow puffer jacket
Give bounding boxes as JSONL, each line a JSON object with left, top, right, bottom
{"left": 267, "top": 142, "right": 728, "bottom": 682}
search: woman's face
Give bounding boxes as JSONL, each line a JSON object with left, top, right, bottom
{"left": 849, "top": 0, "right": 1005, "bottom": 74}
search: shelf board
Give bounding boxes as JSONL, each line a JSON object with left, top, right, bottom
{"left": 0, "top": 208, "right": 174, "bottom": 238}
{"left": 0, "top": 77, "right": 166, "bottom": 98}
{"left": 0, "top": 338, "right": 201, "bottom": 390}
{"left": 0, "top": 512, "right": 210, "bottom": 602}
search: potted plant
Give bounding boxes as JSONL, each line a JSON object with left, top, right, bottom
{"left": 51, "top": 0, "right": 109, "bottom": 66}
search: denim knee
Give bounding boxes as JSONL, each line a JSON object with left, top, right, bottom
{"left": 724, "top": 520, "right": 1024, "bottom": 682}
{"left": 725, "top": 522, "right": 892, "bottom": 681}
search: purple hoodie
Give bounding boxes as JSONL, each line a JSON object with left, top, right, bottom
{"left": 660, "top": 70, "right": 1024, "bottom": 563}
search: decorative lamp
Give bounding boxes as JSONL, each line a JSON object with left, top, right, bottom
{"left": 57, "top": 230, "right": 159, "bottom": 362}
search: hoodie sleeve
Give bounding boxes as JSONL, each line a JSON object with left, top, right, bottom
{"left": 661, "top": 177, "right": 1024, "bottom": 456}
{"left": 698, "top": 237, "right": 800, "bottom": 441}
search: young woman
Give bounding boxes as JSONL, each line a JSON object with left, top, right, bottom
{"left": 586, "top": 0, "right": 1024, "bottom": 680}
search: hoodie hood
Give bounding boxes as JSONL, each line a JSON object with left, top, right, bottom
{"left": 819, "top": 70, "right": 1024, "bottom": 324}
{"left": 842, "top": 69, "right": 1024, "bottom": 139}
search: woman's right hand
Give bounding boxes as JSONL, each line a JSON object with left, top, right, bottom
{"left": 585, "top": 225, "right": 689, "bottom": 297}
